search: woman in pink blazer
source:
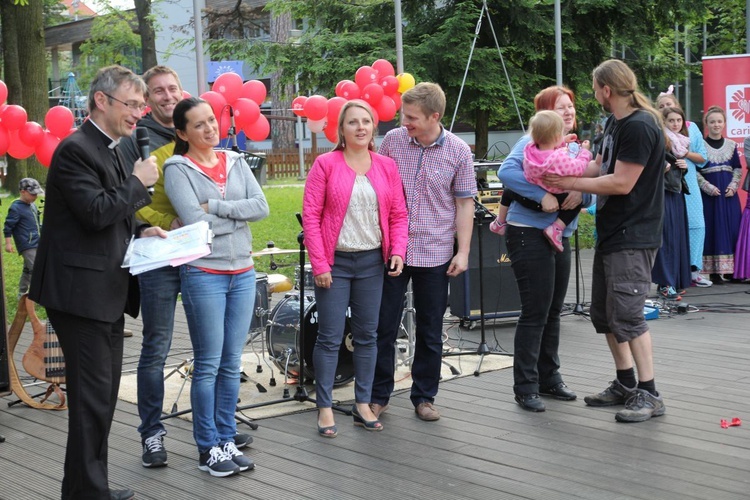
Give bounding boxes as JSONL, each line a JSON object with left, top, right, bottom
{"left": 303, "top": 100, "right": 408, "bottom": 437}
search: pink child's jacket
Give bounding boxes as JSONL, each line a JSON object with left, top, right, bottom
{"left": 302, "top": 150, "right": 409, "bottom": 276}
{"left": 523, "top": 142, "right": 593, "bottom": 194}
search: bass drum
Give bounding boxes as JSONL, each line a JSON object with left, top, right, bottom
{"left": 266, "top": 294, "right": 354, "bottom": 386}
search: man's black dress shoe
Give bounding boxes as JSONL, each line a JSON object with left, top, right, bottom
{"left": 539, "top": 382, "right": 577, "bottom": 401}
{"left": 514, "top": 393, "right": 546, "bottom": 412}
{"left": 110, "top": 489, "right": 135, "bottom": 500}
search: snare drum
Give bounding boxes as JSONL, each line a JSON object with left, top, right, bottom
{"left": 294, "top": 264, "right": 314, "bottom": 291}
{"left": 266, "top": 294, "right": 354, "bottom": 386}
{"left": 250, "top": 273, "right": 270, "bottom": 333}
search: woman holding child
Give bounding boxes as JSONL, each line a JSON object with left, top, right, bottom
{"left": 497, "top": 86, "right": 592, "bottom": 412}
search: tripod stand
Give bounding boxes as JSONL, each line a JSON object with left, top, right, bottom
{"left": 563, "top": 229, "right": 590, "bottom": 318}
{"left": 235, "top": 214, "right": 349, "bottom": 416}
{"left": 443, "top": 201, "right": 513, "bottom": 376}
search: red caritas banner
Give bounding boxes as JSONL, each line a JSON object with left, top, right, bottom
{"left": 703, "top": 54, "right": 750, "bottom": 206}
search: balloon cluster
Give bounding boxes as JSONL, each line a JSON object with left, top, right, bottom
{"left": 0, "top": 79, "right": 76, "bottom": 167}
{"left": 291, "top": 60, "right": 415, "bottom": 143}
{"left": 200, "top": 73, "right": 270, "bottom": 142}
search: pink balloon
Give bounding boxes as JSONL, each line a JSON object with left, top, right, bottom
{"left": 0, "top": 125, "right": 9, "bottom": 156}
{"left": 292, "top": 96, "right": 308, "bottom": 117}
{"left": 240, "top": 80, "right": 267, "bottom": 105}
{"left": 377, "top": 96, "right": 397, "bottom": 122}
{"left": 381, "top": 75, "right": 400, "bottom": 96}
{"left": 36, "top": 131, "right": 61, "bottom": 167}
{"left": 0, "top": 80, "right": 7, "bottom": 104}
{"left": 232, "top": 98, "right": 261, "bottom": 129}
{"left": 361, "top": 83, "right": 384, "bottom": 106}
{"left": 45, "top": 105, "right": 75, "bottom": 139}
{"left": 2, "top": 104, "right": 28, "bottom": 131}
{"left": 245, "top": 114, "right": 270, "bottom": 142}
{"left": 340, "top": 81, "right": 361, "bottom": 100}
{"left": 372, "top": 59, "right": 396, "bottom": 80}
{"left": 7, "top": 130, "right": 36, "bottom": 159}
{"left": 303, "top": 95, "right": 328, "bottom": 121}
{"left": 307, "top": 118, "right": 327, "bottom": 134}
{"left": 355, "top": 66, "right": 378, "bottom": 90}
{"left": 200, "top": 91, "right": 227, "bottom": 120}
{"left": 182, "top": 90, "right": 192, "bottom": 100}
{"left": 212, "top": 72, "right": 243, "bottom": 105}
{"left": 19, "top": 121, "right": 44, "bottom": 147}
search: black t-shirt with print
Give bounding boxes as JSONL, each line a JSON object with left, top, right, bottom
{"left": 595, "top": 109, "right": 665, "bottom": 254}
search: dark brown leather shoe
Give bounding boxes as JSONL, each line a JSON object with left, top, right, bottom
{"left": 415, "top": 402, "right": 440, "bottom": 421}
{"left": 369, "top": 403, "right": 389, "bottom": 418}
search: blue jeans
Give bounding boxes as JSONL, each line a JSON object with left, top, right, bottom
{"left": 180, "top": 266, "right": 254, "bottom": 452}
{"left": 505, "top": 225, "right": 571, "bottom": 395}
{"left": 136, "top": 265, "right": 181, "bottom": 439}
{"left": 372, "top": 260, "right": 450, "bottom": 407}
{"left": 313, "top": 249, "right": 383, "bottom": 408}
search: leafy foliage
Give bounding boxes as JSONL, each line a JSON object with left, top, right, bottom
{"left": 78, "top": 8, "right": 142, "bottom": 87}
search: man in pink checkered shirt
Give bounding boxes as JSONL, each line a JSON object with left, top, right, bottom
{"left": 370, "top": 82, "right": 477, "bottom": 422}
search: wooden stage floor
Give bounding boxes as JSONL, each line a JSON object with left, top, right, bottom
{"left": 1, "top": 249, "right": 750, "bottom": 499}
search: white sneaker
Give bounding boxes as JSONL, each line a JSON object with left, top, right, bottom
{"left": 692, "top": 274, "right": 713, "bottom": 287}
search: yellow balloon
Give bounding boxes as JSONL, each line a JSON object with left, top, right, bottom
{"left": 396, "top": 73, "right": 415, "bottom": 93}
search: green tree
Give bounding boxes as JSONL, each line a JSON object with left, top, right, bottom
{"left": 78, "top": 8, "right": 141, "bottom": 87}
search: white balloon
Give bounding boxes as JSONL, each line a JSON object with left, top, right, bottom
{"left": 307, "top": 118, "right": 327, "bottom": 133}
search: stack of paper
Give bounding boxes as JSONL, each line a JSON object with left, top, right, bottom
{"left": 122, "top": 221, "right": 213, "bottom": 275}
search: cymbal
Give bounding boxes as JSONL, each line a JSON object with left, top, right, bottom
{"left": 253, "top": 247, "right": 302, "bottom": 257}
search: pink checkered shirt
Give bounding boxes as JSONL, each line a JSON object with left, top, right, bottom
{"left": 379, "top": 126, "right": 476, "bottom": 267}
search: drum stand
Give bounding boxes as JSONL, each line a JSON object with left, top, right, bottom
{"left": 442, "top": 201, "right": 513, "bottom": 376}
{"left": 235, "top": 216, "right": 350, "bottom": 416}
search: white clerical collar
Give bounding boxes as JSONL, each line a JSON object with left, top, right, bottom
{"left": 88, "top": 118, "right": 120, "bottom": 149}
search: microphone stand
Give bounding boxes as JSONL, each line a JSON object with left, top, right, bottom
{"left": 563, "top": 229, "right": 590, "bottom": 318}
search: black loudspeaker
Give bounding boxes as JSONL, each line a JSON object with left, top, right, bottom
{"left": 449, "top": 226, "right": 521, "bottom": 320}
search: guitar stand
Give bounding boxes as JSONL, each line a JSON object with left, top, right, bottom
{"left": 235, "top": 213, "right": 350, "bottom": 417}
{"left": 442, "top": 201, "right": 513, "bottom": 376}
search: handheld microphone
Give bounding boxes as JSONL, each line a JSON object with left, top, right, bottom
{"left": 135, "top": 127, "right": 154, "bottom": 195}
{"left": 228, "top": 106, "right": 240, "bottom": 153}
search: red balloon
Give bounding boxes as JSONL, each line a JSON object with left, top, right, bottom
{"left": 377, "top": 96, "right": 397, "bottom": 122}
{"left": 340, "top": 81, "right": 361, "bottom": 100}
{"left": 2, "top": 104, "right": 28, "bottom": 131}
{"left": 0, "top": 125, "right": 9, "bottom": 156}
{"left": 240, "top": 80, "right": 267, "bottom": 105}
{"left": 355, "top": 66, "right": 378, "bottom": 90}
{"left": 324, "top": 120, "right": 338, "bottom": 144}
{"left": 327, "top": 97, "right": 347, "bottom": 123}
{"left": 245, "top": 114, "right": 270, "bottom": 142}
{"left": 380, "top": 75, "right": 400, "bottom": 96}
{"left": 218, "top": 106, "right": 231, "bottom": 139}
{"left": 232, "top": 98, "right": 261, "bottom": 129}
{"left": 200, "top": 91, "right": 227, "bottom": 120}
{"left": 0, "top": 80, "right": 7, "bottom": 104}
{"left": 36, "top": 131, "right": 61, "bottom": 167}
{"left": 372, "top": 59, "right": 396, "bottom": 80}
{"left": 182, "top": 90, "right": 192, "bottom": 100}
{"left": 45, "top": 106, "right": 75, "bottom": 139}
{"left": 212, "top": 72, "right": 243, "bottom": 105}
{"left": 335, "top": 80, "right": 350, "bottom": 98}
{"left": 19, "top": 121, "right": 44, "bottom": 147}
{"left": 361, "top": 83, "right": 384, "bottom": 106}
{"left": 392, "top": 92, "right": 402, "bottom": 110}
{"left": 303, "top": 95, "right": 328, "bottom": 121}
{"left": 7, "top": 130, "right": 36, "bottom": 159}
{"left": 292, "top": 96, "right": 308, "bottom": 117}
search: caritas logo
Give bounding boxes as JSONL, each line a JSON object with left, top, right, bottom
{"left": 726, "top": 84, "right": 750, "bottom": 138}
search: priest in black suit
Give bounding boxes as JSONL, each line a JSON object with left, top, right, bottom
{"left": 29, "top": 65, "right": 164, "bottom": 500}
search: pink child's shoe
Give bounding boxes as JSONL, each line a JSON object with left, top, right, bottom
{"left": 489, "top": 218, "right": 507, "bottom": 235}
{"left": 543, "top": 220, "right": 565, "bottom": 252}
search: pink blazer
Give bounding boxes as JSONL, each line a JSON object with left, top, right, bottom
{"left": 303, "top": 150, "right": 408, "bottom": 276}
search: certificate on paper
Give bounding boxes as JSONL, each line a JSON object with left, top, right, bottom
{"left": 122, "top": 220, "right": 213, "bottom": 275}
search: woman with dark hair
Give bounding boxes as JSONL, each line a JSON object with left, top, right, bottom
{"left": 303, "top": 99, "right": 408, "bottom": 437}
{"left": 164, "top": 97, "right": 269, "bottom": 477}
{"left": 497, "top": 86, "right": 591, "bottom": 412}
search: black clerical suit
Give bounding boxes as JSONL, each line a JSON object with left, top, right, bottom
{"left": 29, "top": 119, "right": 151, "bottom": 499}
